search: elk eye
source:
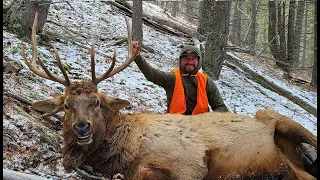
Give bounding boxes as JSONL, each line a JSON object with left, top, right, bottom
{"left": 95, "top": 100, "right": 100, "bottom": 108}
{"left": 64, "top": 104, "right": 69, "bottom": 110}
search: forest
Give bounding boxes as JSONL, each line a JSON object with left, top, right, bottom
{"left": 3, "top": 0, "right": 317, "bottom": 179}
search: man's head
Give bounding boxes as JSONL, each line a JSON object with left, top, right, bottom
{"left": 179, "top": 45, "right": 202, "bottom": 75}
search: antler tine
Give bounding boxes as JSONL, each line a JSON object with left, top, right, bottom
{"left": 21, "top": 10, "right": 70, "bottom": 87}
{"left": 21, "top": 11, "right": 49, "bottom": 80}
{"left": 53, "top": 46, "right": 71, "bottom": 85}
{"left": 91, "top": 41, "right": 96, "bottom": 83}
{"left": 93, "top": 16, "right": 139, "bottom": 85}
{"left": 105, "top": 16, "right": 139, "bottom": 78}
{"left": 91, "top": 41, "right": 116, "bottom": 84}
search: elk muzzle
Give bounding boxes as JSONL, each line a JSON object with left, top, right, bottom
{"left": 73, "top": 120, "right": 93, "bottom": 145}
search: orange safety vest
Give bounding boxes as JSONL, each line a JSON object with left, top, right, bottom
{"left": 169, "top": 68, "right": 209, "bottom": 115}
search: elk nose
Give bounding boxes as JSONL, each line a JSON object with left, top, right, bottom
{"left": 74, "top": 121, "right": 91, "bottom": 136}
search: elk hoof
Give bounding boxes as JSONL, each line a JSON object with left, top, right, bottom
{"left": 112, "top": 173, "right": 124, "bottom": 180}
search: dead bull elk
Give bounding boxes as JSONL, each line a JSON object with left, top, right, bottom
{"left": 22, "top": 12, "right": 317, "bottom": 180}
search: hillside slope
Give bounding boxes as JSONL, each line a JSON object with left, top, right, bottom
{"left": 3, "top": 1, "right": 317, "bottom": 179}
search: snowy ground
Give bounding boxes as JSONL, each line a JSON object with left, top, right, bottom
{"left": 3, "top": 1, "right": 317, "bottom": 179}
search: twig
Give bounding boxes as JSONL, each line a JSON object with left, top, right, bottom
{"left": 43, "top": 153, "right": 63, "bottom": 165}
{"left": 25, "top": 168, "right": 43, "bottom": 177}
{"left": 257, "top": 34, "right": 279, "bottom": 58}
{"left": 3, "top": 131, "right": 16, "bottom": 142}
{"left": 75, "top": 167, "right": 109, "bottom": 180}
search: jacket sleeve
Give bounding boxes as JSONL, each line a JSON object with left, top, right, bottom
{"left": 134, "top": 55, "right": 174, "bottom": 89}
{"left": 206, "top": 78, "right": 229, "bottom": 112}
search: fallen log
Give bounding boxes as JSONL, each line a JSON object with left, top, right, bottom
{"left": 225, "top": 52, "right": 317, "bottom": 117}
{"left": 103, "top": 0, "right": 193, "bottom": 38}
{"left": 3, "top": 169, "right": 49, "bottom": 180}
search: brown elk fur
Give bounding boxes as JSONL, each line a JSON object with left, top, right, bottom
{"left": 32, "top": 81, "right": 317, "bottom": 180}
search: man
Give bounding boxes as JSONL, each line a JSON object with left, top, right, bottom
{"left": 132, "top": 41, "right": 228, "bottom": 115}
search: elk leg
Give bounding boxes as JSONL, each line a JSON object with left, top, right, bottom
{"left": 306, "top": 159, "right": 317, "bottom": 178}
{"left": 297, "top": 143, "right": 317, "bottom": 178}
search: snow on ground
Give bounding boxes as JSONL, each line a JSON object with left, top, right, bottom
{"left": 217, "top": 65, "right": 317, "bottom": 134}
{"left": 3, "top": 1, "right": 317, "bottom": 179}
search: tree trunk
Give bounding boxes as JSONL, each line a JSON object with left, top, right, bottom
{"left": 311, "top": 2, "right": 317, "bottom": 88}
{"left": 278, "top": 1, "right": 287, "bottom": 62}
{"left": 132, "top": 0, "right": 143, "bottom": 45}
{"left": 301, "top": 3, "right": 308, "bottom": 68}
{"left": 171, "top": 1, "right": 179, "bottom": 17}
{"left": 202, "top": 1, "right": 231, "bottom": 79}
{"left": 186, "top": 1, "right": 194, "bottom": 23}
{"left": 197, "top": 0, "right": 211, "bottom": 38}
{"left": 268, "top": 1, "right": 280, "bottom": 61}
{"left": 159, "top": 1, "right": 166, "bottom": 10}
{"left": 287, "top": 1, "right": 296, "bottom": 69}
{"left": 4, "top": 0, "right": 51, "bottom": 39}
{"left": 246, "top": 0, "right": 259, "bottom": 55}
{"left": 291, "top": 1, "right": 305, "bottom": 69}
{"left": 230, "top": 0, "right": 242, "bottom": 46}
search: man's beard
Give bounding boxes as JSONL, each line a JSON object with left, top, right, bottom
{"left": 182, "top": 64, "right": 195, "bottom": 74}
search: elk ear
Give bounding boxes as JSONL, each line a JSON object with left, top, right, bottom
{"left": 98, "top": 93, "right": 130, "bottom": 110}
{"left": 32, "top": 95, "right": 65, "bottom": 117}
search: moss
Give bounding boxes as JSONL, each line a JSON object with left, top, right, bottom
{"left": 40, "top": 133, "right": 54, "bottom": 144}
{"left": 27, "top": 75, "right": 37, "bottom": 82}
{"left": 11, "top": 44, "right": 20, "bottom": 53}
{"left": 14, "top": 105, "right": 31, "bottom": 118}
{"left": 146, "top": 84, "right": 156, "bottom": 89}
{"left": 39, "top": 132, "right": 59, "bottom": 150}
{"left": 63, "top": 62, "right": 72, "bottom": 72}
{"left": 23, "top": 156, "right": 41, "bottom": 168}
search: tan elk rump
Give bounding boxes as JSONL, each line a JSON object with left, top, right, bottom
{"left": 22, "top": 11, "right": 317, "bottom": 180}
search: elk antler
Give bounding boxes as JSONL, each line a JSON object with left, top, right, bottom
{"left": 91, "top": 16, "right": 139, "bottom": 85}
{"left": 21, "top": 11, "right": 71, "bottom": 86}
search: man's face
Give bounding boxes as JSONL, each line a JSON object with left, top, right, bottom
{"left": 180, "top": 55, "right": 199, "bottom": 73}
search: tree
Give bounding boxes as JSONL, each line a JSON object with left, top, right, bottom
{"left": 286, "top": 1, "right": 296, "bottom": 70}
{"left": 201, "top": 1, "right": 231, "bottom": 79}
{"left": 268, "top": 1, "right": 280, "bottom": 61}
{"left": 291, "top": 1, "right": 305, "bottom": 68}
{"left": 186, "top": 0, "right": 195, "bottom": 23}
{"left": 268, "top": 1, "right": 307, "bottom": 72}
{"left": 277, "top": 1, "right": 287, "bottom": 62}
{"left": 4, "top": 0, "right": 51, "bottom": 39}
{"left": 132, "top": 0, "right": 143, "bottom": 45}
{"left": 311, "top": 1, "right": 317, "bottom": 88}
{"left": 230, "top": 0, "right": 243, "bottom": 46}
{"left": 245, "top": 0, "right": 260, "bottom": 54}
{"left": 197, "top": 0, "right": 211, "bottom": 38}
{"left": 301, "top": 3, "right": 308, "bottom": 67}
{"left": 170, "top": 1, "right": 179, "bottom": 17}
{"left": 159, "top": 1, "right": 167, "bottom": 11}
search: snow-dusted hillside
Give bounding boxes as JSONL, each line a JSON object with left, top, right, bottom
{"left": 3, "top": 1, "right": 317, "bottom": 179}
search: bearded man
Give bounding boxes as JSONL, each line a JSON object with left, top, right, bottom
{"left": 132, "top": 41, "right": 228, "bottom": 115}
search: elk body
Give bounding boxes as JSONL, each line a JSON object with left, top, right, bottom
{"left": 23, "top": 12, "right": 317, "bottom": 180}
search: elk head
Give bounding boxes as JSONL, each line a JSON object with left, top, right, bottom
{"left": 21, "top": 11, "right": 139, "bottom": 145}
